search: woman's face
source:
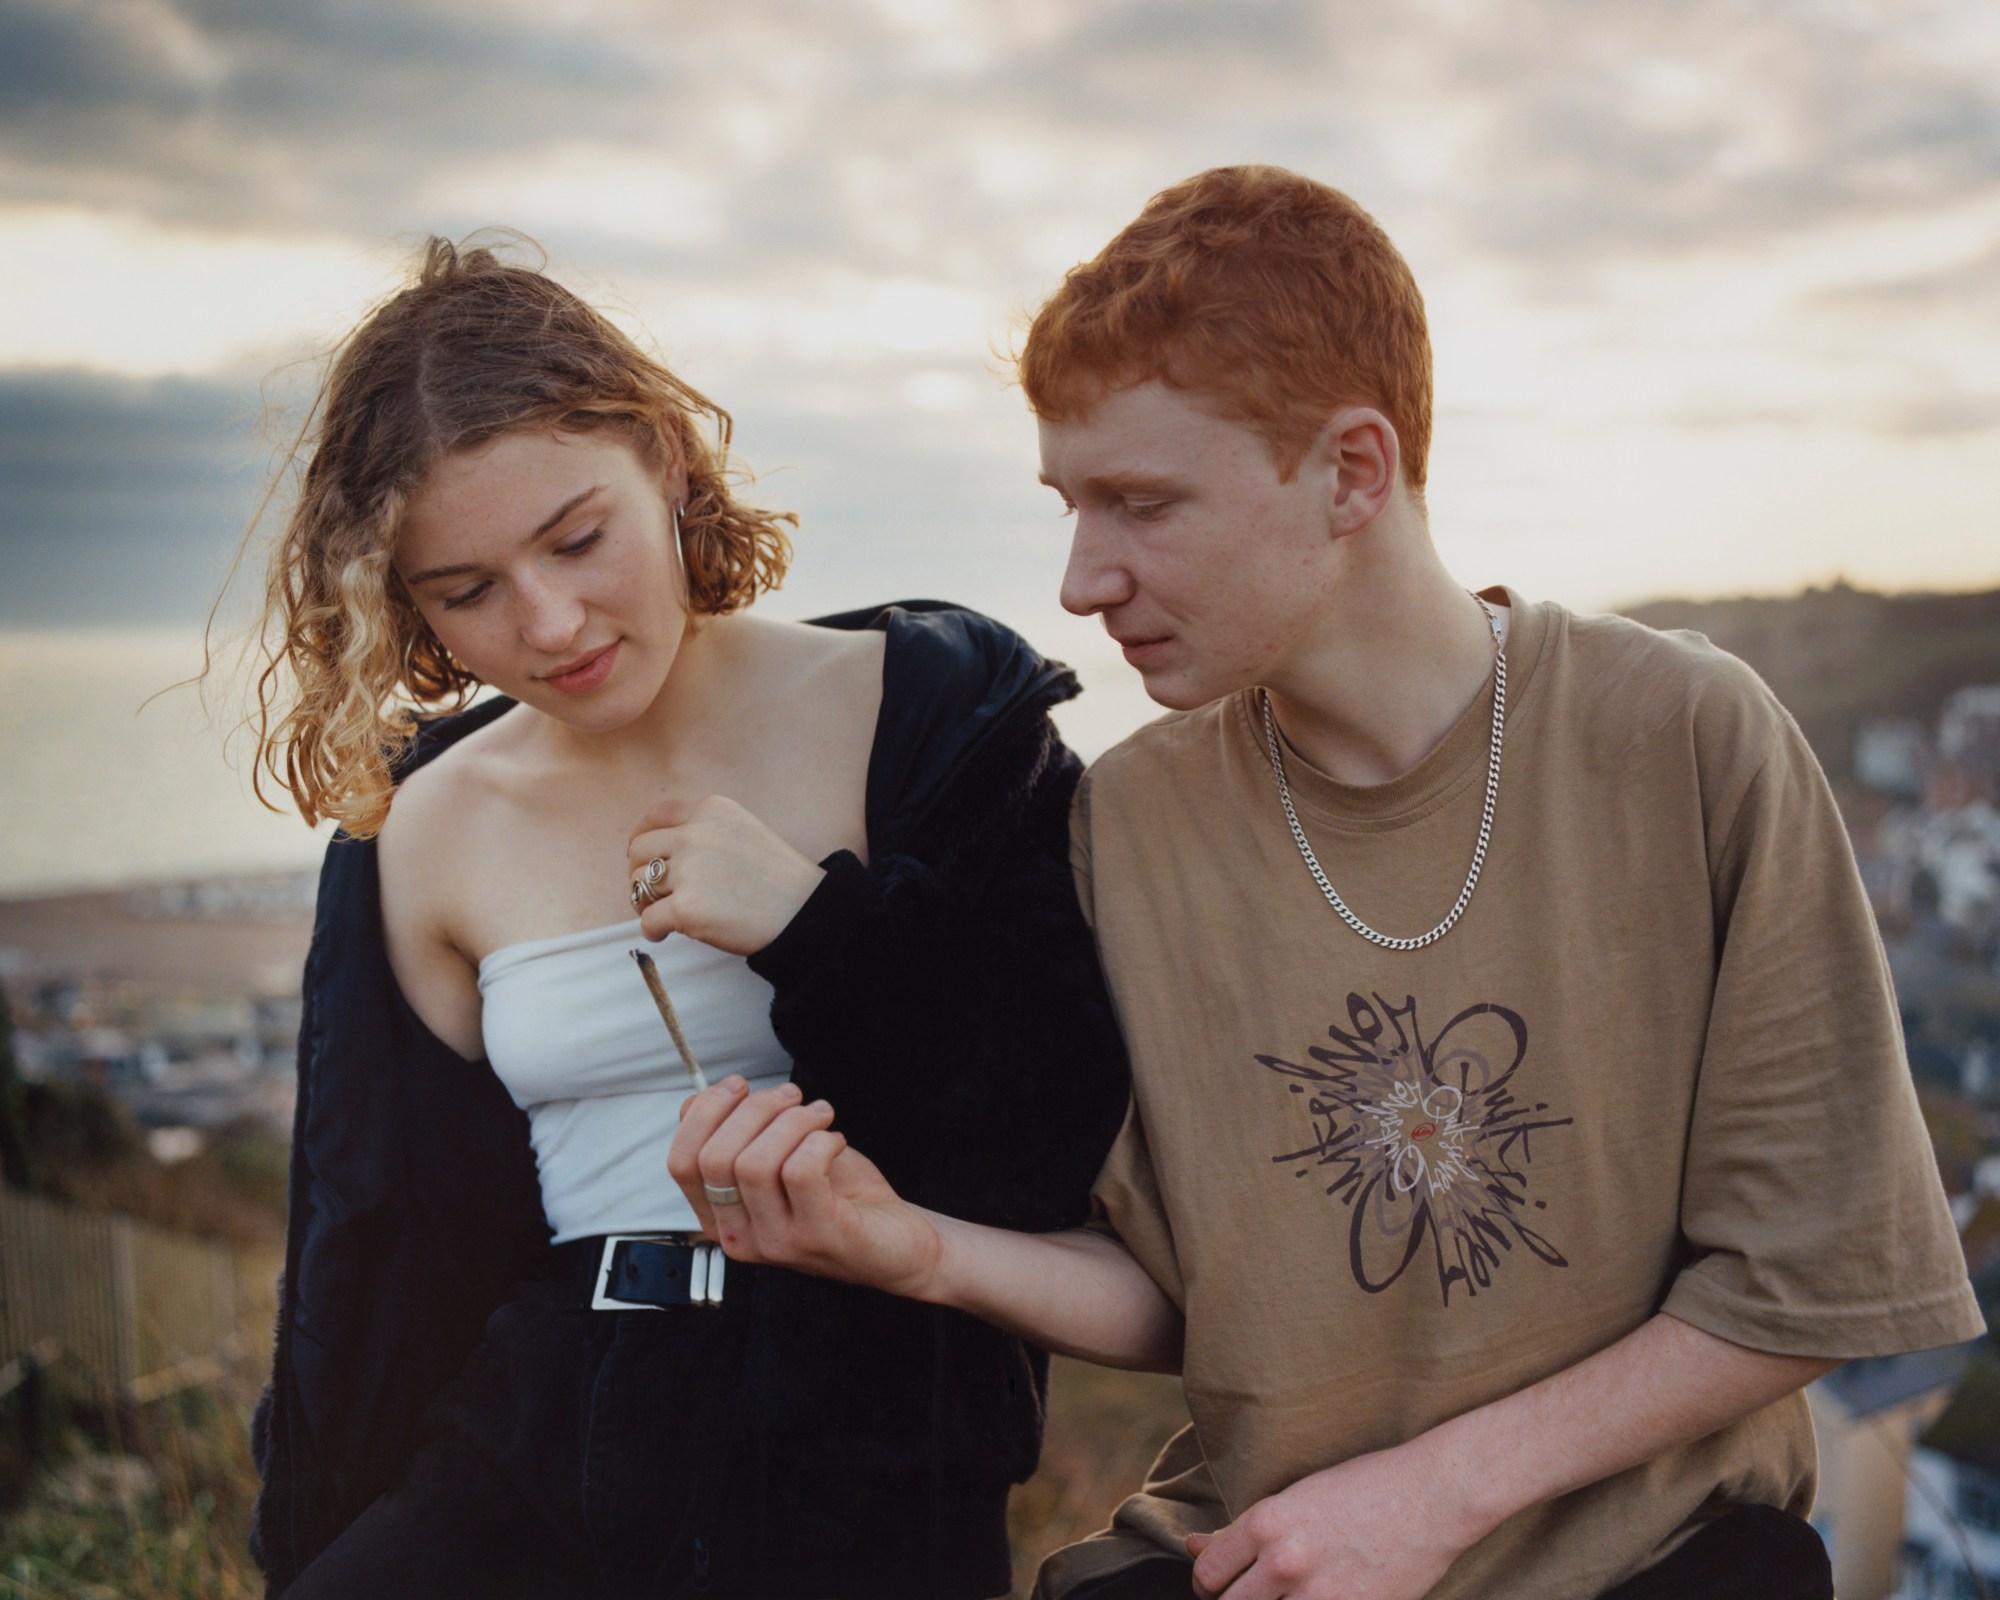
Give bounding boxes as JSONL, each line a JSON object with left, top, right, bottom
{"left": 396, "top": 426, "right": 690, "bottom": 732}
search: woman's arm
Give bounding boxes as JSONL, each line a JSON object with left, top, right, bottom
{"left": 732, "top": 709, "right": 1131, "bottom": 1232}
{"left": 668, "top": 1077, "right": 1182, "bottom": 1371}
{"left": 375, "top": 758, "right": 490, "bottom": 1062}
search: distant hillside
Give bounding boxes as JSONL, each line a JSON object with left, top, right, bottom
{"left": 1620, "top": 583, "right": 2000, "bottom": 780}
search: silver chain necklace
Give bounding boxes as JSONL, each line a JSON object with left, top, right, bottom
{"left": 1259, "top": 595, "right": 1506, "bottom": 952}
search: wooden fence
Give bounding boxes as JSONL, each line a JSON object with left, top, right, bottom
{"left": 0, "top": 1186, "right": 239, "bottom": 1401}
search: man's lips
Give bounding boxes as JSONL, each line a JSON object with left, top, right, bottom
{"left": 1113, "top": 634, "right": 1171, "bottom": 664}
{"left": 539, "top": 641, "right": 619, "bottom": 693}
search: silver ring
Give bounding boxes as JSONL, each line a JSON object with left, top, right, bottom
{"left": 703, "top": 1182, "right": 743, "bottom": 1206}
{"left": 631, "top": 857, "right": 668, "bottom": 908}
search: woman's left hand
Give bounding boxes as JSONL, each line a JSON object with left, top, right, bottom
{"left": 626, "top": 795, "right": 826, "bottom": 956}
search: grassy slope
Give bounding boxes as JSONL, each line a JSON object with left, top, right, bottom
{"left": 0, "top": 1252, "right": 277, "bottom": 1600}
{"left": 1, "top": 1074, "right": 284, "bottom": 1598}
{"left": 1622, "top": 583, "right": 2000, "bottom": 780}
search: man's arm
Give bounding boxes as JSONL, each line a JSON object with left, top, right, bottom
{"left": 667, "top": 1078, "right": 1183, "bottom": 1371}
{"left": 675, "top": 1082, "right": 1836, "bottom": 1597}
{"left": 924, "top": 1211, "right": 1182, "bottom": 1371}
{"left": 1186, "top": 1311, "right": 1834, "bottom": 1600}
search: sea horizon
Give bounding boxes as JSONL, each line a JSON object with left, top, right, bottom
{"left": 0, "top": 604, "right": 1160, "bottom": 901}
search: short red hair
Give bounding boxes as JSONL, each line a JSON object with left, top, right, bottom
{"left": 1020, "top": 165, "right": 1432, "bottom": 489}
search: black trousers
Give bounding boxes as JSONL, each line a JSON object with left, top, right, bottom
{"left": 285, "top": 1281, "right": 747, "bottom": 1600}
{"left": 283, "top": 1429, "right": 601, "bottom": 1600}
{"left": 281, "top": 1273, "right": 1016, "bottom": 1600}
{"left": 1062, "top": 1504, "right": 1834, "bottom": 1600}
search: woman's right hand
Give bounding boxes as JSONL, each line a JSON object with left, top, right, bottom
{"left": 668, "top": 1078, "right": 946, "bottom": 1300}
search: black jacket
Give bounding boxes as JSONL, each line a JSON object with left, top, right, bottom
{"left": 251, "top": 602, "right": 1131, "bottom": 1598}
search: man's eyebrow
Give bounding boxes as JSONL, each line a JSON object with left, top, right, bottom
{"left": 1038, "top": 470, "right": 1181, "bottom": 495}
{"left": 405, "top": 486, "right": 603, "bottom": 585}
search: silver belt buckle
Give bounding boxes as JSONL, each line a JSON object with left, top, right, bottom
{"left": 589, "top": 1233, "right": 726, "bottom": 1310}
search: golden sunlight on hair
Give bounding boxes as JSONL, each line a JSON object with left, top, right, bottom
{"left": 1020, "top": 165, "right": 1433, "bottom": 488}
{"left": 238, "top": 234, "right": 795, "bottom": 838}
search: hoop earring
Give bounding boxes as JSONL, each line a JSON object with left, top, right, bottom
{"left": 670, "top": 499, "right": 694, "bottom": 608}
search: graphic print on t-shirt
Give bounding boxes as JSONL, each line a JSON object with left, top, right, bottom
{"left": 1259, "top": 991, "right": 1573, "bottom": 1307}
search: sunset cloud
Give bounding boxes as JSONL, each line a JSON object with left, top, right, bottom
{"left": 1, "top": 0, "right": 1996, "bottom": 632}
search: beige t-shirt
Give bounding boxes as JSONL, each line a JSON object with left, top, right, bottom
{"left": 1041, "top": 592, "right": 1983, "bottom": 1600}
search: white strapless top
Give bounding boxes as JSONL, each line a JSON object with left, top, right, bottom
{"left": 478, "top": 920, "right": 793, "bottom": 1244}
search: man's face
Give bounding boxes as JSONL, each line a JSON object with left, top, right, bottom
{"left": 1040, "top": 379, "right": 1339, "bottom": 710}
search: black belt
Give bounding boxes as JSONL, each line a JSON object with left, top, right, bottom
{"left": 554, "top": 1233, "right": 739, "bottom": 1310}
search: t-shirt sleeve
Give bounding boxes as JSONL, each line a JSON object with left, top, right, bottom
{"left": 1085, "top": 1095, "right": 1189, "bottom": 1307}
{"left": 1071, "top": 769, "right": 1187, "bottom": 1299}
{"left": 1069, "top": 768, "right": 1098, "bottom": 930}
{"left": 1661, "top": 697, "right": 1984, "bottom": 1357}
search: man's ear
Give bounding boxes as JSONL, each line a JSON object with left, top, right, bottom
{"left": 1309, "top": 407, "right": 1400, "bottom": 539}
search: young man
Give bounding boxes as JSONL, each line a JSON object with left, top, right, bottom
{"left": 667, "top": 166, "right": 1983, "bottom": 1600}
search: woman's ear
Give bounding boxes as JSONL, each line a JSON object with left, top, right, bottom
{"left": 652, "top": 414, "right": 690, "bottom": 508}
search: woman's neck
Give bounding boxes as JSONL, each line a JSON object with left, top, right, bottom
{"left": 529, "top": 611, "right": 756, "bottom": 778}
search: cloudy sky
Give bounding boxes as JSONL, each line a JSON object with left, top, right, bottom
{"left": 3, "top": 0, "right": 1999, "bottom": 891}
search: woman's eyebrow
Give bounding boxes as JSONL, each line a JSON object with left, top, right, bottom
{"left": 406, "top": 486, "right": 604, "bottom": 585}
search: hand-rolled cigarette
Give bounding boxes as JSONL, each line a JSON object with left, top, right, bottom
{"left": 629, "top": 948, "right": 709, "bottom": 1091}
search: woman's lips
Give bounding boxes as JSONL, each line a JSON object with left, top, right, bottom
{"left": 542, "top": 641, "right": 619, "bottom": 694}
{"left": 1119, "top": 636, "right": 1171, "bottom": 668}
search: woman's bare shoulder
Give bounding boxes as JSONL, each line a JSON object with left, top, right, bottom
{"left": 378, "top": 708, "right": 533, "bottom": 895}
{"left": 375, "top": 713, "right": 538, "bottom": 1058}
{"left": 713, "top": 614, "right": 884, "bottom": 717}
{"left": 780, "top": 616, "right": 887, "bottom": 698}
{"left": 750, "top": 613, "right": 885, "bottom": 666}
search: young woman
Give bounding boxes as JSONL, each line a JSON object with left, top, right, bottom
{"left": 245, "top": 238, "right": 1129, "bottom": 1599}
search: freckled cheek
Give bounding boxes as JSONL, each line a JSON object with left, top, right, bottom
{"left": 596, "top": 546, "right": 681, "bottom": 625}
{"left": 425, "top": 612, "right": 520, "bottom": 687}
{"left": 1168, "top": 550, "right": 1263, "bottom": 633}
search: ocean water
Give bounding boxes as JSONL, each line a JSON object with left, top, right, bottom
{"left": 0, "top": 630, "right": 331, "bottom": 896}
{"left": 0, "top": 618, "right": 1155, "bottom": 899}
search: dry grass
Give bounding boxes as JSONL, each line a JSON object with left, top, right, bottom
{"left": 2, "top": 1324, "right": 1186, "bottom": 1599}
{"left": 0, "top": 1090, "right": 288, "bottom": 1597}
{"left": 1009, "top": 1357, "right": 1191, "bottom": 1597}
{"left": 0, "top": 1251, "right": 276, "bottom": 1600}
{"left": 15, "top": 1087, "right": 287, "bottom": 1251}
{"left": 0, "top": 1387, "right": 264, "bottom": 1600}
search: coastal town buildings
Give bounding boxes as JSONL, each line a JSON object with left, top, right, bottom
{"left": 0, "top": 870, "right": 313, "bottom": 1148}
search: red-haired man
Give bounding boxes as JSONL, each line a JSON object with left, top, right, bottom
{"left": 671, "top": 167, "right": 1981, "bottom": 1600}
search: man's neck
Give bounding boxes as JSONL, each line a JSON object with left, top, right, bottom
{"left": 1261, "top": 541, "right": 1505, "bottom": 788}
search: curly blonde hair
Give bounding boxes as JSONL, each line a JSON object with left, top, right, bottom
{"left": 247, "top": 235, "right": 794, "bottom": 839}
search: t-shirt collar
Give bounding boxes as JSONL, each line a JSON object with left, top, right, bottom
{"left": 1234, "top": 585, "right": 1551, "bottom": 830}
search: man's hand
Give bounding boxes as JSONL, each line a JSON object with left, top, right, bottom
{"left": 627, "top": 795, "right": 825, "bottom": 956}
{"left": 1190, "top": 1311, "right": 1835, "bottom": 1600}
{"left": 667, "top": 1078, "right": 946, "bottom": 1298}
{"left": 1188, "top": 1442, "right": 1487, "bottom": 1600}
